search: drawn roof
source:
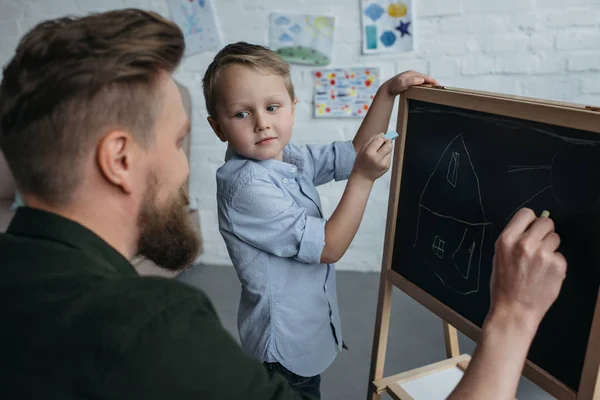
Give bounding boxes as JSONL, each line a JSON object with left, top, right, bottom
{"left": 419, "top": 134, "right": 487, "bottom": 225}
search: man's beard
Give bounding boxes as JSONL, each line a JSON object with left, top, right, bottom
{"left": 136, "top": 172, "right": 201, "bottom": 272}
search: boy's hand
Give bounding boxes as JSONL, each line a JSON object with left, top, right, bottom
{"left": 384, "top": 70, "right": 438, "bottom": 97}
{"left": 352, "top": 134, "right": 393, "bottom": 182}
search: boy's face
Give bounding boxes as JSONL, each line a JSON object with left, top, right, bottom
{"left": 209, "top": 64, "right": 296, "bottom": 161}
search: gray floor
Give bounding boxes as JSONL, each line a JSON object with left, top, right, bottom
{"left": 177, "top": 265, "right": 553, "bottom": 400}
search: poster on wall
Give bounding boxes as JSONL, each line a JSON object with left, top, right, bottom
{"left": 361, "top": 0, "right": 414, "bottom": 54}
{"left": 269, "top": 13, "right": 335, "bottom": 66}
{"left": 168, "top": 0, "right": 223, "bottom": 57}
{"left": 313, "top": 67, "right": 380, "bottom": 118}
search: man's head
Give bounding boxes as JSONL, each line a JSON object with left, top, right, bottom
{"left": 0, "top": 9, "right": 201, "bottom": 270}
{"left": 203, "top": 42, "right": 298, "bottom": 161}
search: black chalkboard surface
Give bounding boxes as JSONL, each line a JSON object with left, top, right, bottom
{"left": 391, "top": 97, "right": 600, "bottom": 392}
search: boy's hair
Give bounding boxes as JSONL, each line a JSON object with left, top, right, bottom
{"left": 202, "top": 42, "right": 295, "bottom": 118}
{"left": 0, "top": 9, "right": 184, "bottom": 206}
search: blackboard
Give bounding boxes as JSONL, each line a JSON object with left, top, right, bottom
{"left": 391, "top": 98, "right": 600, "bottom": 392}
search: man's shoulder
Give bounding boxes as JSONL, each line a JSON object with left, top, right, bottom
{"left": 66, "top": 277, "right": 220, "bottom": 357}
{"left": 92, "top": 277, "right": 216, "bottom": 318}
{"left": 0, "top": 230, "right": 90, "bottom": 274}
{"left": 45, "top": 276, "right": 219, "bottom": 336}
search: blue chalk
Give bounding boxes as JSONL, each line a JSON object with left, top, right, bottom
{"left": 384, "top": 131, "right": 399, "bottom": 140}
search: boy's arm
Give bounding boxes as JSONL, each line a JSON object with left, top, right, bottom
{"left": 320, "top": 71, "right": 436, "bottom": 264}
{"left": 306, "top": 71, "right": 436, "bottom": 188}
{"left": 352, "top": 71, "right": 437, "bottom": 153}
{"left": 320, "top": 135, "right": 391, "bottom": 264}
{"left": 305, "top": 141, "right": 356, "bottom": 187}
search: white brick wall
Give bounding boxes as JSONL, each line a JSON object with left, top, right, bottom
{"left": 2, "top": 0, "right": 600, "bottom": 271}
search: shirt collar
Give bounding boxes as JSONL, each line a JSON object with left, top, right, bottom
{"left": 7, "top": 207, "right": 137, "bottom": 277}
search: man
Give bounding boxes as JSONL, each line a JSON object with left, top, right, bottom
{"left": 0, "top": 9, "right": 566, "bottom": 400}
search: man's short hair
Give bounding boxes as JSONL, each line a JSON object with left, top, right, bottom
{"left": 0, "top": 9, "right": 185, "bottom": 205}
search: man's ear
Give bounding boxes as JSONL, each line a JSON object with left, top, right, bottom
{"left": 96, "top": 130, "right": 136, "bottom": 194}
{"left": 208, "top": 116, "right": 227, "bottom": 143}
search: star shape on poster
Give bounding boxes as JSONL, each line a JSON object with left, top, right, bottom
{"left": 395, "top": 21, "right": 411, "bottom": 37}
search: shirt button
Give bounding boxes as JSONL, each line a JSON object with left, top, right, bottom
{"left": 291, "top": 167, "right": 297, "bottom": 173}
{"left": 282, "top": 178, "right": 288, "bottom": 184}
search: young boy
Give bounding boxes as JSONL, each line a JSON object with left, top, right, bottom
{"left": 202, "top": 42, "right": 437, "bottom": 398}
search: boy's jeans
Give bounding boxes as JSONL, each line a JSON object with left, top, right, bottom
{"left": 264, "top": 362, "right": 321, "bottom": 399}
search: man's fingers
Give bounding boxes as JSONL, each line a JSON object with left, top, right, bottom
{"left": 553, "top": 252, "right": 568, "bottom": 279}
{"left": 540, "top": 231, "right": 561, "bottom": 254}
{"left": 498, "top": 208, "right": 537, "bottom": 246}
{"left": 522, "top": 215, "right": 555, "bottom": 243}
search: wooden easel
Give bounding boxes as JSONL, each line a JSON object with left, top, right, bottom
{"left": 366, "top": 86, "right": 600, "bottom": 400}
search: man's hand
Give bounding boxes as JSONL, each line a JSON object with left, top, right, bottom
{"left": 383, "top": 70, "right": 438, "bottom": 97}
{"left": 448, "top": 208, "right": 567, "bottom": 400}
{"left": 490, "top": 208, "right": 567, "bottom": 329}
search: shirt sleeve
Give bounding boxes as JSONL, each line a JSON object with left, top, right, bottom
{"left": 306, "top": 140, "right": 356, "bottom": 187}
{"left": 226, "top": 175, "right": 325, "bottom": 264}
{"left": 102, "top": 294, "right": 313, "bottom": 400}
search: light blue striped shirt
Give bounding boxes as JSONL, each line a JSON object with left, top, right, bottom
{"left": 216, "top": 141, "right": 356, "bottom": 377}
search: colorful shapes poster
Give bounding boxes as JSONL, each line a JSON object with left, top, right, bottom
{"left": 313, "top": 67, "right": 380, "bottom": 118}
{"left": 168, "top": 0, "right": 223, "bottom": 57}
{"left": 269, "top": 13, "right": 335, "bottom": 66}
{"left": 361, "top": 0, "right": 414, "bottom": 54}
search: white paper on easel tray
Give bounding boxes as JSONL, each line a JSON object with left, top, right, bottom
{"left": 400, "top": 366, "right": 465, "bottom": 400}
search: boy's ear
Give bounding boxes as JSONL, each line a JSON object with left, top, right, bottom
{"left": 208, "top": 116, "right": 227, "bottom": 142}
{"left": 292, "top": 97, "right": 299, "bottom": 116}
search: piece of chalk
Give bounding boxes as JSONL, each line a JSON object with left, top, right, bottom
{"left": 384, "top": 131, "right": 399, "bottom": 140}
{"left": 540, "top": 210, "right": 550, "bottom": 218}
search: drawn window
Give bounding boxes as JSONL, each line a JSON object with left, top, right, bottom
{"left": 432, "top": 235, "right": 445, "bottom": 259}
{"left": 446, "top": 152, "right": 459, "bottom": 187}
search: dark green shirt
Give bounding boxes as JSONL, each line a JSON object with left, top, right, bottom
{"left": 0, "top": 207, "right": 310, "bottom": 399}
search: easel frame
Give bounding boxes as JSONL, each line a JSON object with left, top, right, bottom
{"left": 367, "top": 86, "right": 600, "bottom": 400}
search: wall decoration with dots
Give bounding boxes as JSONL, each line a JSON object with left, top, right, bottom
{"left": 313, "top": 67, "right": 380, "bottom": 118}
{"left": 361, "top": 0, "right": 414, "bottom": 54}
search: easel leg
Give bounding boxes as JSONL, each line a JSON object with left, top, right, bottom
{"left": 367, "top": 274, "right": 394, "bottom": 400}
{"left": 443, "top": 321, "right": 460, "bottom": 359}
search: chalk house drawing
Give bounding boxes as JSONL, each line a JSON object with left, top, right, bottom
{"left": 413, "top": 134, "right": 490, "bottom": 295}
